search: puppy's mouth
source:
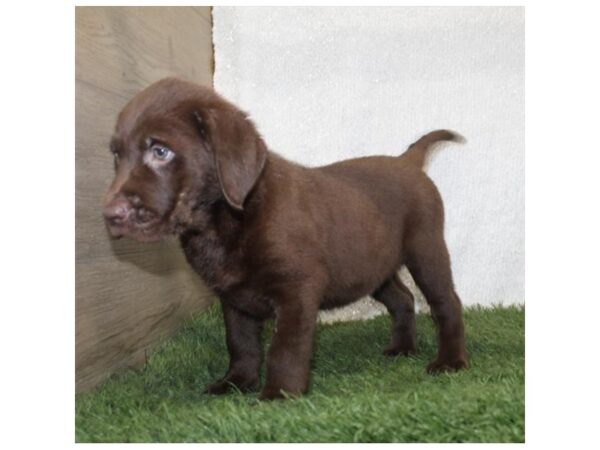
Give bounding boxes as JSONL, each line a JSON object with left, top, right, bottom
{"left": 104, "top": 206, "right": 166, "bottom": 243}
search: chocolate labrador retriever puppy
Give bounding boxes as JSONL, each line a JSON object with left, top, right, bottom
{"left": 103, "top": 78, "right": 468, "bottom": 400}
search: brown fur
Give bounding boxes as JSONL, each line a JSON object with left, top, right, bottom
{"left": 103, "top": 78, "right": 468, "bottom": 400}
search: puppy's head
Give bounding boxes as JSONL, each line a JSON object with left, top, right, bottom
{"left": 103, "top": 78, "right": 267, "bottom": 242}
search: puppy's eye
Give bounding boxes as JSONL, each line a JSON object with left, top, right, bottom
{"left": 151, "top": 145, "right": 174, "bottom": 162}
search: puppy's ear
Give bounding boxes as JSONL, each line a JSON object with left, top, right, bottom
{"left": 194, "top": 107, "right": 267, "bottom": 210}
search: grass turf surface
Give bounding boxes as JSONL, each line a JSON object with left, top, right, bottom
{"left": 76, "top": 304, "right": 524, "bottom": 443}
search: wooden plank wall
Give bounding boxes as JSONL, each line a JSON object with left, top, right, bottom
{"left": 76, "top": 6, "right": 215, "bottom": 392}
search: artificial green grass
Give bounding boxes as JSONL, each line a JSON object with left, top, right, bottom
{"left": 76, "top": 304, "right": 524, "bottom": 443}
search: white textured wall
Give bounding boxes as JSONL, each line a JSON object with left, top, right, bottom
{"left": 213, "top": 7, "right": 524, "bottom": 316}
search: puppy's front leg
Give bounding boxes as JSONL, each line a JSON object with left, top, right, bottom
{"left": 260, "top": 295, "right": 320, "bottom": 400}
{"left": 205, "top": 302, "right": 263, "bottom": 394}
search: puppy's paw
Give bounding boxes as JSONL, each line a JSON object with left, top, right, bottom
{"left": 259, "top": 386, "right": 302, "bottom": 401}
{"left": 204, "top": 376, "right": 259, "bottom": 395}
{"left": 426, "top": 358, "right": 469, "bottom": 374}
{"left": 258, "top": 387, "right": 285, "bottom": 401}
{"left": 204, "top": 380, "right": 233, "bottom": 395}
{"left": 383, "top": 343, "right": 417, "bottom": 357}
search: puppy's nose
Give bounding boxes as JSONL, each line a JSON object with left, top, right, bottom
{"left": 103, "top": 196, "right": 132, "bottom": 226}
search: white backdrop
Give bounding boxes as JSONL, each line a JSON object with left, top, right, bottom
{"left": 213, "top": 6, "right": 524, "bottom": 317}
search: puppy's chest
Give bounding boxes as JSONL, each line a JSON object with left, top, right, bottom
{"left": 179, "top": 230, "right": 244, "bottom": 292}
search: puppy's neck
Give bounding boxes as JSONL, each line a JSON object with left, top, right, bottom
{"left": 177, "top": 154, "right": 281, "bottom": 254}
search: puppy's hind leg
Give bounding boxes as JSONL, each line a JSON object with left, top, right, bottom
{"left": 405, "top": 231, "right": 468, "bottom": 373}
{"left": 372, "top": 273, "right": 417, "bottom": 356}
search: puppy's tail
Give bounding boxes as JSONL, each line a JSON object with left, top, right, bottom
{"left": 400, "top": 130, "right": 465, "bottom": 169}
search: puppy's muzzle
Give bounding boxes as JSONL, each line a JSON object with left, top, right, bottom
{"left": 103, "top": 195, "right": 132, "bottom": 237}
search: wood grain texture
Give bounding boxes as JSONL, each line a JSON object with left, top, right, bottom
{"left": 76, "top": 6, "right": 215, "bottom": 392}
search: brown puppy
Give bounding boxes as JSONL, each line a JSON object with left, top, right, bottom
{"left": 103, "top": 78, "right": 468, "bottom": 400}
